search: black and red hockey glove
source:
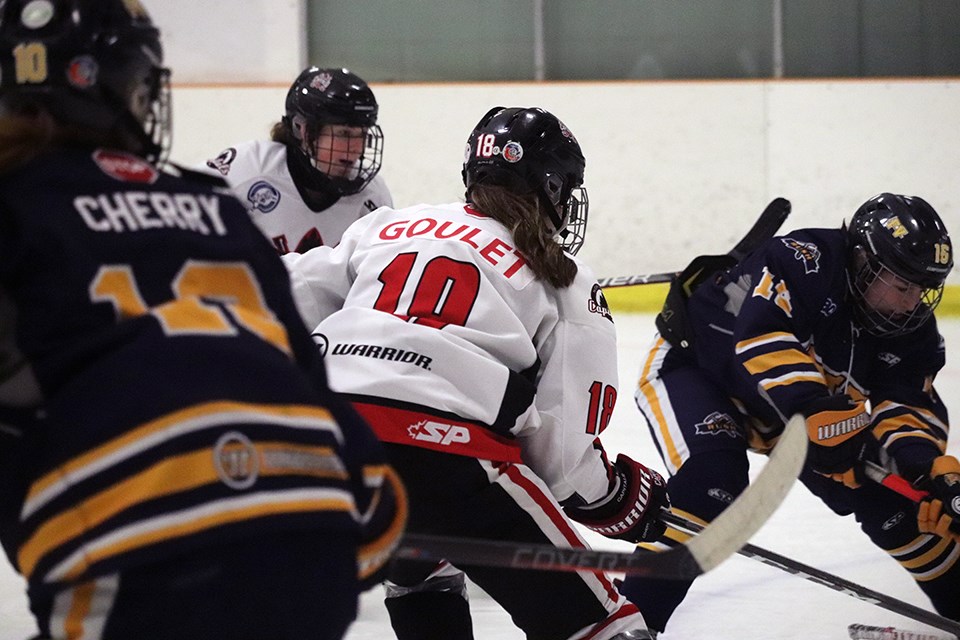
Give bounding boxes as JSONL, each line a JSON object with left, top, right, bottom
{"left": 566, "top": 454, "right": 669, "bottom": 543}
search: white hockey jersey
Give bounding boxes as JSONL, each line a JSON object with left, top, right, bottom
{"left": 284, "top": 202, "right": 619, "bottom": 504}
{"left": 206, "top": 140, "right": 393, "bottom": 253}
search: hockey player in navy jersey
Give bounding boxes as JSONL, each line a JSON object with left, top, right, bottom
{"left": 621, "top": 193, "right": 957, "bottom": 635}
{"left": 284, "top": 106, "right": 669, "bottom": 640}
{"left": 206, "top": 66, "right": 393, "bottom": 254}
{"left": 0, "top": 1, "right": 404, "bottom": 638}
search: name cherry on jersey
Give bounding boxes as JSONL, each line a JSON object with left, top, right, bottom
{"left": 74, "top": 191, "right": 228, "bottom": 236}
{"left": 377, "top": 213, "right": 534, "bottom": 287}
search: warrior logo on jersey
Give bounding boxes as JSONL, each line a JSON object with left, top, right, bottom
{"left": 214, "top": 431, "right": 259, "bottom": 490}
{"left": 93, "top": 149, "right": 159, "bottom": 183}
{"left": 247, "top": 180, "right": 281, "bottom": 212}
{"left": 694, "top": 411, "right": 740, "bottom": 438}
{"left": 502, "top": 141, "right": 523, "bottom": 163}
{"left": 206, "top": 148, "right": 237, "bottom": 176}
{"left": 781, "top": 238, "right": 821, "bottom": 274}
{"left": 588, "top": 283, "right": 613, "bottom": 323}
{"left": 312, "top": 332, "right": 329, "bottom": 358}
{"left": 364, "top": 199, "right": 379, "bottom": 212}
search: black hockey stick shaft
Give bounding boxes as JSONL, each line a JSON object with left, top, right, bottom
{"left": 395, "top": 414, "right": 806, "bottom": 579}
{"left": 661, "top": 499, "right": 960, "bottom": 635}
{"left": 597, "top": 196, "right": 791, "bottom": 288}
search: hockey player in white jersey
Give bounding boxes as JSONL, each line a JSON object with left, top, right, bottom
{"left": 206, "top": 67, "right": 393, "bottom": 254}
{"left": 285, "top": 106, "right": 669, "bottom": 640}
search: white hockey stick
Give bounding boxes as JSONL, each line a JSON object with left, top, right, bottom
{"left": 396, "top": 413, "right": 806, "bottom": 578}
{"left": 848, "top": 623, "right": 956, "bottom": 640}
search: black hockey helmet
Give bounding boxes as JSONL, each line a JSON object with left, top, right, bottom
{"left": 462, "top": 106, "right": 588, "bottom": 255}
{"left": 0, "top": 0, "right": 171, "bottom": 164}
{"left": 846, "top": 193, "right": 953, "bottom": 336}
{"left": 281, "top": 66, "right": 383, "bottom": 196}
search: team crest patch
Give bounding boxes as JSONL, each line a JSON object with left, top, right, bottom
{"left": 247, "top": 180, "right": 281, "bottom": 212}
{"left": 206, "top": 147, "right": 237, "bottom": 176}
{"left": 694, "top": 411, "right": 741, "bottom": 438}
{"left": 781, "top": 238, "right": 821, "bottom": 274}
{"left": 588, "top": 283, "right": 613, "bottom": 322}
{"left": 92, "top": 149, "right": 159, "bottom": 183}
{"left": 310, "top": 72, "right": 334, "bottom": 91}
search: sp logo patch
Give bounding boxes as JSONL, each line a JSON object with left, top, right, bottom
{"left": 694, "top": 411, "right": 741, "bottom": 438}
{"left": 588, "top": 283, "right": 613, "bottom": 323}
{"left": 407, "top": 420, "right": 471, "bottom": 446}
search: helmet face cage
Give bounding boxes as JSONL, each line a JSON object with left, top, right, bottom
{"left": 846, "top": 193, "right": 953, "bottom": 337}
{"left": 0, "top": 0, "right": 172, "bottom": 165}
{"left": 847, "top": 250, "right": 945, "bottom": 337}
{"left": 139, "top": 65, "right": 172, "bottom": 164}
{"left": 462, "top": 106, "right": 589, "bottom": 255}
{"left": 285, "top": 67, "right": 383, "bottom": 195}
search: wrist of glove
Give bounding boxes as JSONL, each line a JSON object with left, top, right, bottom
{"left": 804, "top": 396, "right": 878, "bottom": 489}
{"left": 565, "top": 454, "right": 669, "bottom": 543}
{"left": 917, "top": 455, "right": 960, "bottom": 542}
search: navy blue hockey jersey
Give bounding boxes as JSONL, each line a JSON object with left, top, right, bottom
{"left": 0, "top": 147, "right": 400, "bottom": 588}
{"left": 685, "top": 228, "right": 948, "bottom": 475}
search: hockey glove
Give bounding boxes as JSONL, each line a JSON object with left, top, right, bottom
{"left": 804, "top": 396, "right": 878, "bottom": 489}
{"left": 565, "top": 454, "right": 669, "bottom": 543}
{"left": 917, "top": 455, "right": 960, "bottom": 543}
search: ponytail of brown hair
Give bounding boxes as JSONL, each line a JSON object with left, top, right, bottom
{"left": 468, "top": 183, "right": 578, "bottom": 288}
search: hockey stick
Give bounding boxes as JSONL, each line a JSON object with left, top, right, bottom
{"left": 657, "top": 457, "right": 960, "bottom": 637}
{"left": 660, "top": 511, "right": 960, "bottom": 637}
{"left": 395, "top": 413, "right": 806, "bottom": 578}
{"left": 596, "top": 196, "right": 791, "bottom": 288}
{"left": 848, "top": 623, "right": 955, "bottom": 640}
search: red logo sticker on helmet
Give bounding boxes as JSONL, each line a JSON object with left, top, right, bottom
{"left": 502, "top": 141, "right": 523, "bottom": 163}
{"left": 66, "top": 55, "right": 98, "bottom": 89}
{"left": 92, "top": 149, "right": 159, "bottom": 184}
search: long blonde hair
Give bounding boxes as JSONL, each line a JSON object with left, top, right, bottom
{"left": 468, "top": 183, "right": 577, "bottom": 288}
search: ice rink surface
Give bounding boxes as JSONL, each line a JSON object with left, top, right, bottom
{"left": 2, "top": 313, "right": 959, "bottom": 640}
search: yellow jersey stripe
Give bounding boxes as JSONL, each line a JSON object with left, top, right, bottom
{"left": 44, "top": 488, "right": 356, "bottom": 583}
{"left": 24, "top": 401, "right": 339, "bottom": 518}
{"left": 734, "top": 331, "right": 798, "bottom": 355}
{"left": 742, "top": 348, "right": 814, "bottom": 375}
